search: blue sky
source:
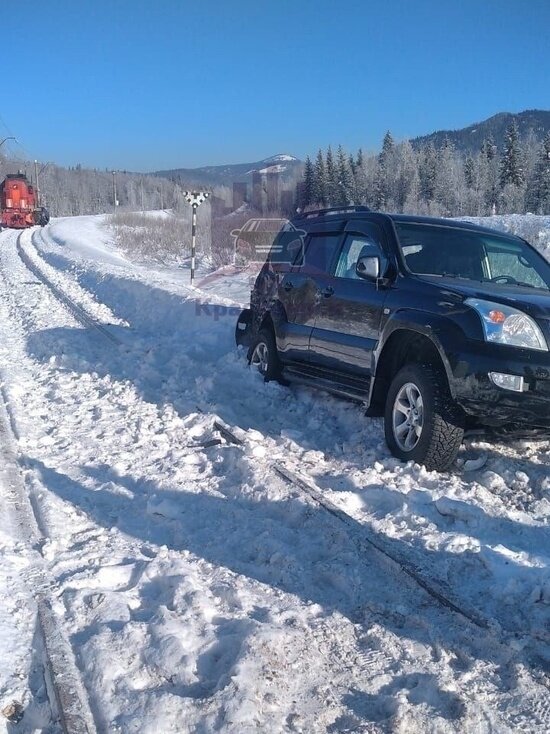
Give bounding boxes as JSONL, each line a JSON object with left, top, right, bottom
{"left": 2, "top": 0, "right": 549, "bottom": 171}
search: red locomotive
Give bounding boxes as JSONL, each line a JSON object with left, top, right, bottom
{"left": 0, "top": 172, "right": 49, "bottom": 228}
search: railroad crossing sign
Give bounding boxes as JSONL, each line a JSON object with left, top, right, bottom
{"left": 184, "top": 191, "right": 209, "bottom": 207}
{"left": 183, "top": 191, "right": 210, "bottom": 283}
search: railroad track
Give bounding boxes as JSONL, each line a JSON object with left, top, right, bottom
{"left": 0, "top": 371, "right": 97, "bottom": 734}
{"left": 0, "top": 228, "right": 116, "bottom": 732}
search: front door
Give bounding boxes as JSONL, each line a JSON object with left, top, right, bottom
{"left": 309, "top": 223, "right": 389, "bottom": 375}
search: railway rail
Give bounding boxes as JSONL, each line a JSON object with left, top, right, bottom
{"left": 0, "top": 228, "right": 116, "bottom": 732}
{"left": 0, "top": 372, "right": 96, "bottom": 734}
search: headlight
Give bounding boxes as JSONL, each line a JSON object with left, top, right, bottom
{"left": 466, "top": 298, "right": 548, "bottom": 351}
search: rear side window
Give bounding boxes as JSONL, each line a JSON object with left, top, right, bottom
{"left": 302, "top": 234, "right": 341, "bottom": 274}
{"left": 269, "top": 230, "right": 306, "bottom": 266}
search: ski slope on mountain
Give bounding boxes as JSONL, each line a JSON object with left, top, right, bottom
{"left": 0, "top": 214, "right": 549, "bottom": 732}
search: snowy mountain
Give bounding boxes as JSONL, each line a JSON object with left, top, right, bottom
{"left": 412, "top": 109, "right": 550, "bottom": 154}
{"left": 155, "top": 153, "right": 302, "bottom": 187}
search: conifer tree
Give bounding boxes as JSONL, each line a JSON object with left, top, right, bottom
{"left": 300, "top": 156, "right": 315, "bottom": 209}
{"left": 464, "top": 156, "right": 475, "bottom": 189}
{"left": 418, "top": 144, "right": 437, "bottom": 203}
{"left": 354, "top": 148, "right": 367, "bottom": 204}
{"left": 500, "top": 121, "right": 524, "bottom": 188}
{"left": 434, "top": 139, "right": 459, "bottom": 215}
{"left": 381, "top": 131, "right": 394, "bottom": 156}
{"left": 481, "top": 134, "right": 497, "bottom": 161}
{"left": 374, "top": 131, "right": 394, "bottom": 209}
{"left": 312, "top": 149, "right": 327, "bottom": 206}
{"left": 325, "top": 145, "right": 338, "bottom": 205}
{"left": 337, "top": 145, "right": 355, "bottom": 205}
{"left": 393, "top": 141, "right": 420, "bottom": 212}
{"left": 526, "top": 132, "right": 550, "bottom": 213}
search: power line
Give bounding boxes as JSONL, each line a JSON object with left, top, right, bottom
{"left": 0, "top": 111, "right": 35, "bottom": 163}
{"left": 0, "top": 111, "right": 16, "bottom": 137}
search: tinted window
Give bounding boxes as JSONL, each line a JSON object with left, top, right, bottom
{"left": 302, "top": 234, "right": 341, "bottom": 274}
{"left": 396, "top": 222, "right": 550, "bottom": 290}
{"left": 268, "top": 229, "right": 306, "bottom": 266}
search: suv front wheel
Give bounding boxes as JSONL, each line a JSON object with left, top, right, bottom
{"left": 248, "top": 329, "right": 282, "bottom": 381}
{"left": 384, "top": 364, "right": 464, "bottom": 471}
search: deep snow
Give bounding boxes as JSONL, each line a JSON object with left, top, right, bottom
{"left": 0, "top": 214, "right": 549, "bottom": 733}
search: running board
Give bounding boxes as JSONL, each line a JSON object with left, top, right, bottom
{"left": 282, "top": 366, "right": 370, "bottom": 403}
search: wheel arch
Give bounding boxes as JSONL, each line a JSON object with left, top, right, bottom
{"left": 370, "top": 320, "right": 455, "bottom": 413}
{"left": 259, "top": 311, "right": 276, "bottom": 335}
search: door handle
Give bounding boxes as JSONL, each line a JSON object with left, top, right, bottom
{"left": 321, "top": 286, "right": 334, "bottom": 298}
{"left": 283, "top": 280, "right": 294, "bottom": 292}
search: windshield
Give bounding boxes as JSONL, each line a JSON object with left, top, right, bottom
{"left": 395, "top": 222, "right": 550, "bottom": 291}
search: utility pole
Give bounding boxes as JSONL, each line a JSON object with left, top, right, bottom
{"left": 34, "top": 159, "right": 41, "bottom": 206}
{"left": 112, "top": 171, "right": 117, "bottom": 215}
{"left": 184, "top": 191, "right": 209, "bottom": 284}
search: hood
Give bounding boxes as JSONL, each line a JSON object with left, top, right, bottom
{"left": 417, "top": 275, "right": 550, "bottom": 319}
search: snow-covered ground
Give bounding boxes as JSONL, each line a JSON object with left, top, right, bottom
{"left": 0, "top": 213, "right": 549, "bottom": 733}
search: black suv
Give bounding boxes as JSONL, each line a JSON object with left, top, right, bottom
{"left": 235, "top": 207, "right": 550, "bottom": 471}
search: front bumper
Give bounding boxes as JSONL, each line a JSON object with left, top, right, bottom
{"left": 448, "top": 339, "right": 550, "bottom": 428}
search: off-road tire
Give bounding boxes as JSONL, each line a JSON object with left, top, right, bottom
{"left": 384, "top": 363, "right": 464, "bottom": 471}
{"left": 247, "top": 328, "right": 282, "bottom": 381}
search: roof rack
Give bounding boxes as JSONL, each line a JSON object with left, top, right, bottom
{"left": 296, "top": 205, "right": 372, "bottom": 220}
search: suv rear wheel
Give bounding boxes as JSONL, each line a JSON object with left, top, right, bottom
{"left": 384, "top": 364, "right": 464, "bottom": 471}
{"left": 248, "top": 329, "right": 282, "bottom": 381}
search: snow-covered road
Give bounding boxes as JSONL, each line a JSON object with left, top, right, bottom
{"left": 0, "top": 216, "right": 549, "bottom": 733}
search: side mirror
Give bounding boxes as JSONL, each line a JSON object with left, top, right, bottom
{"left": 356, "top": 255, "right": 380, "bottom": 281}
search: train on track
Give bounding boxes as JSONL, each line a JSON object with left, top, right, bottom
{"left": 0, "top": 172, "right": 49, "bottom": 229}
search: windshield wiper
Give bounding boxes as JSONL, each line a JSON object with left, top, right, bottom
{"left": 441, "top": 272, "right": 473, "bottom": 281}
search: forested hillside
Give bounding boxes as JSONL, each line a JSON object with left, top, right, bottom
{"left": 412, "top": 109, "right": 550, "bottom": 154}
{"left": 298, "top": 121, "right": 550, "bottom": 217}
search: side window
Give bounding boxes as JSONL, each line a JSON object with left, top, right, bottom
{"left": 301, "top": 233, "right": 341, "bottom": 274}
{"left": 335, "top": 232, "right": 384, "bottom": 280}
{"left": 268, "top": 230, "right": 306, "bottom": 267}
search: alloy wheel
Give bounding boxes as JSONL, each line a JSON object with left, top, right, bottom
{"left": 392, "top": 382, "right": 424, "bottom": 451}
{"left": 250, "top": 341, "right": 269, "bottom": 374}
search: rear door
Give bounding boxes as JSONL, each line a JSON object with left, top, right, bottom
{"left": 276, "top": 225, "right": 343, "bottom": 362}
{"left": 309, "top": 220, "right": 389, "bottom": 375}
